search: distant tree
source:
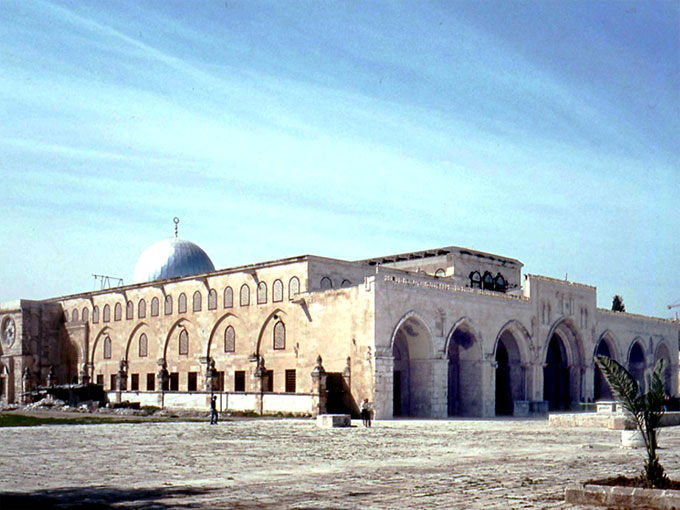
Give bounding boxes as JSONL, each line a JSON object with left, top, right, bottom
{"left": 596, "top": 356, "right": 668, "bottom": 488}
{"left": 612, "top": 295, "right": 626, "bottom": 312}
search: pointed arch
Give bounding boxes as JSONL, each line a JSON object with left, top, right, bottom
{"left": 445, "top": 317, "right": 484, "bottom": 416}
{"left": 162, "top": 318, "right": 194, "bottom": 359}
{"left": 90, "top": 327, "right": 113, "bottom": 365}
{"left": 493, "top": 319, "right": 532, "bottom": 415}
{"left": 543, "top": 317, "right": 585, "bottom": 411}
{"left": 389, "top": 310, "right": 435, "bottom": 359}
{"left": 594, "top": 330, "right": 621, "bottom": 363}
{"left": 255, "top": 308, "right": 289, "bottom": 356}
{"left": 627, "top": 338, "right": 646, "bottom": 390}
{"left": 492, "top": 319, "right": 531, "bottom": 363}
{"left": 593, "top": 330, "right": 619, "bottom": 401}
{"left": 654, "top": 340, "right": 673, "bottom": 393}
{"left": 123, "top": 322, "right": 152, "bottom": 361}
{"left": 206, "top": 312, "right": 244, "bottom": 358}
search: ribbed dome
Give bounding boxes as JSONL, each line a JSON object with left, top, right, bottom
{"left": 133, "top": 237, "right": 215, "bottom": 283}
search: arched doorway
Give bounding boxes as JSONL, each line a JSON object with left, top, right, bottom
{"left": 391, "top": 315, "right": 433, "bottom": 417}
{"left": 628, "top": 341, "right": 646, "bottom": 390}
{"left": 543, "top": 320, "right": 583, "bottom": 412}
{"left": 494, "top": 329, "right": 524, "bottom": 415}
{"left": 593, "top": 339, "right": 613, "bottom": 401}
{"left": 447, "top": 320, "right": 482, "bottom": 416}
{"left": 544, "top": 335, "right": 570, "bottom": 411}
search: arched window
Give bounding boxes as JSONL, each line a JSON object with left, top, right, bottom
{"left": 435, "top": 268, "right": 446, "bottom": 277}
{"left": 272, "top": 280, "right": 283, "bottom": 302}
{"left": 482, "top": 272, "right": 494, "bottom": 290}
{"left": 341, "top": 279, "right": 351, "bottom": 287}
{"left": 103, "top": 336, "right": 112, "bottom": 359}
{"left": 224, "top": 326, "right": 235, "bottom": 352}
{"left": 126, "top": 301, "right": 134, "bottom": 320}
{"left": 151, "top": 297, "right": 159, "bottom": 317}
{"left": 138, "top": 333, "right": 148, "bottom": 357}
{"left": 114, "top": 303, "right": 122, "bottom": 321}
{"left": 288, "top": 277, "right": 300, "bottom": 300}
{"left": 82, "top": 307, "right": 89, "bottom": 322}
{"left": 103, "top": 304, "right": 111, "bottom": 323}
{"left": 164, "top": 295, "right": 173, "bottom": 315}
{"left": 193, "top": 291, "right": 202, "bottom": 312}
{"left": 178, "top": 293, "right": 187, "bottom": 313}
{"left": 93, "top": 306, "right": 100, "bottom": 324}
{"left": 494, "top": 274, "right": 506, "bottom": 293}
{"left": 72, "top": 308, "right": 79, "bottom": 322}
{"left": 273, "top": 321, "right": 286, "bottom": 350}
{"left": 257, "top": 282, "right": 267, "bottom": 304}
{"left": 320, "top": 277, "right": 333, "bottom": 290}
{"left": 179, "top": 329, "right": 189, "bottom": 355}
{"left": 138, "top": 299, "right": 146, "bottom": 319}
{"left": 224, "top": 287, "right": 233, "bottom": 308}
{"left": 208, "top": 289, "right": 217, "bottom": 310}
{"left": 469, "top": 272, "right": 481, "bottom": 288}
{"left": 240, "top": 284, "right": 250, "bottom": 306}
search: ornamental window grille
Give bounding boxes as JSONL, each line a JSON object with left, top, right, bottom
{"left": 72, "top": 308, "right": 79, "bottom": 322}
{"left": 285, "top": 369, "right": 296, "bottom": 393}
{"left": 193, "top": 291, "right": 202, "bottom": 312}
{"left": 273, "top": 321, "right": 286, "bottom": 350}
{"left": 82, "top": 307, "right": 89, "bottom": 322}
{"left": 273, "top": 279, "right": 283, "bottom": 302}
{"left": 103, "top": 336, "right": 112, "bottom": 359}
{"left": 224, "top": 287, "right": 233, "bottom": 308}
{"left": 288, "top": 277, "right": 300, "bottom": 299}
{"left": 470, "top": 272, "right": 482, "bottom": 289}
{"left": 320, "top": 277, "right": 333, "bottom": 290}
{"left": 138, "top": 333, "right": 148, "bottom": 357}
{"left": 164, "top": 295, "right": 173, "bottom": 315}
{"left": 126, "top": 301, "right": 134, "bottom": 320}
{"left": 179, "top": 329, "right": 189, "bottom": 355}
{"left": 240, "top": 284, "right": 250, "bottom": 307}
{"left": 151, "top": 297, "right": 159, "bottom": 317}
{"left": 103, "top": 304, "right": 110, "bottom": 323}
{"left": 178, "top": 293, "right": 187, "bottom": 313}
{"left": 208, "top": 289, "right": 217, "bottom": 310}
{"left": 138, "top": 299, "right": 146, "bottom": 319}
{"left": 257, "top": 282, "right": 267, "bottom": 304}
{"left": 93, "top": 306, "right": 100, "bottom": 324}
{"left": 114, "top": 303, "right": 122, "bottom": 321}
{"left": 224, "top": 326, "right": 235, "bottom": 352}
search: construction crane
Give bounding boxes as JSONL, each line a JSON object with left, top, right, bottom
{"left": 93, "top": 274, "right": 124, "bottom": 291}
{"left": 668, "top": 300, "right": 680, "bottom": 321}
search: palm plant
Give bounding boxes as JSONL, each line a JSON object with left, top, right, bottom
{"left": 596, "top": 355, "right": 668, "bottom": 488}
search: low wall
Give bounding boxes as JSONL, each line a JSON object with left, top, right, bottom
{"left": 108, "top": 391, "right": 314, "bottom": 415}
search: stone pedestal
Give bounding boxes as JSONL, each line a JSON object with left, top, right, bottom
{"left": 316, "top": 414, "right": 351, "bottom": 428}
{"left": 311, "top": 355, "right": 328, "bottom": 417}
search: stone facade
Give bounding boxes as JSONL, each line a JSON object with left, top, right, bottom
{"left": 1, "top": 245, "right": 677, "bottom": 419}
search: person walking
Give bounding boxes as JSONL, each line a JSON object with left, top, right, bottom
{"left": 360, "top": 398, "right": 372, "bottom": 428}
{"left": 209, "top": 395, "right": 218, "bottom": 425}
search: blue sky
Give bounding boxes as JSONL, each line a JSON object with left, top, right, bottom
{"left": 0, "top": 0, "right": 678, "bottom": 317}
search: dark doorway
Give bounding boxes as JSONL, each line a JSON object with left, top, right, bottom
{"left": 544, "top": 335, "right": 570, "bottom": 411}
{"left": 628, "top": 342, "right": 645, "bottom": 390}
{"left": 326, "top": 372, "right": 356, "bottom": 416}
{"left": 495, "top": 342, "right": 512, "bottom": 415}
{"left": 393, "top": 370, "right": 402, "bottom": 416}
{"left": 594, "top": 341, "right": 612, "bottom": 401}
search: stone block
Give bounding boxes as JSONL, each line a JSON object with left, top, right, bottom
{"left": 529, "top": 400, "right": 548, "bottom": 415}
{"left": 316, "top": 414, "right": 351, "bottom": 428}
{"left": 513, "top": 400, "right": 529, "bottom": 417}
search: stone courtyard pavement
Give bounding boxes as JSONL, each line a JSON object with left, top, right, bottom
{"left": 2, "top": 417, "right": 680, "bottom": 509}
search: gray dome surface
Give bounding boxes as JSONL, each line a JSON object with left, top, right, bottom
{"left": 133, "top": 237, "right": 215, "bottom": 283}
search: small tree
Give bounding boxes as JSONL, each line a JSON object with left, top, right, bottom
{"left": 612, "top": 295, "right": 626, "bottom": 312}
{"left": 596, "top": 355, "right": 668, "bottom": 488}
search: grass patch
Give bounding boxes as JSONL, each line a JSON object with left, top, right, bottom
{"left": 0, "top": 413, "right": 134, "bottom": 427}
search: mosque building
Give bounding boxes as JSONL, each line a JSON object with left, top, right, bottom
{"left": 1, "top": 222, "right": 678, "bottom": 418}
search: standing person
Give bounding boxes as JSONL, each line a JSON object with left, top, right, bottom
{"left": 210, "top": 395, "right": 218, "bottom": 425}
{"left": 360, "top": 398, "right": 372, "bottom": 428}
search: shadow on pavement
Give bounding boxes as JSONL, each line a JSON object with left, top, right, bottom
{"left": 0, "top": 485, "right": 219, "bottom": 509}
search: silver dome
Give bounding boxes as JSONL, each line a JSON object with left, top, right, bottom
{"left": 133, "top": 237, "right": 215, "bottom": 283}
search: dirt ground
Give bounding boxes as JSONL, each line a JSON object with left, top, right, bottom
{"left": 1, "top": 415, "right": 678, "bottom": 509}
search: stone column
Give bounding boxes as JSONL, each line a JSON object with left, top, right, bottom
{"left": 481, "top": 357, "right": 498, "bottom": 417}
{"left": 431, "top": 358, "right": 448, "bottom": 418}
{"left": 253, "top": 357, "right": 267, "bottom": 415}
{"left": 583, "top": 363, "right": 594, "bottom": 403}
{"left": 204, "top": 358, "right": 216, "bottom": 392}
{"left": 116, "top": 360, "right": 127, "bottom": 403}
{"left": 157, "top": 359, "right": 169, "bottom": 408}
{"left": 373, "top": 354, "right": 394, "bottom": 420}
{"left": 342, "top": 356, "right": 351, "bottom": 391}
{"left": 310, "top": 355, "right": 328, "bottom": 417}
{"left": 21, "top": 366, "right": 33, "bottom": 403}
{"left": 46, "top": 365, "right": 56, "bottom": 387}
